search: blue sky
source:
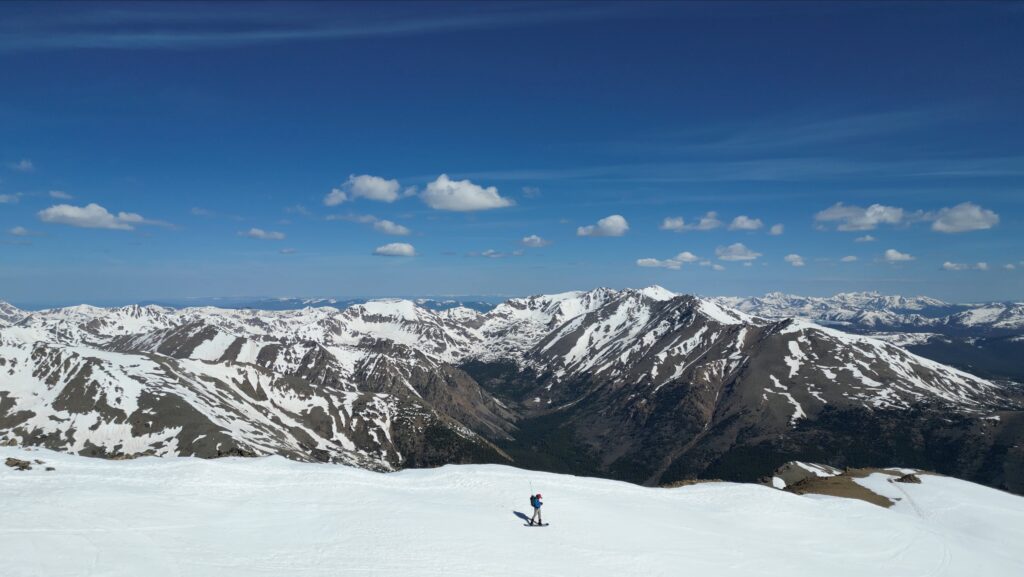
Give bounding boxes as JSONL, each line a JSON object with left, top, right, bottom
{"left": 1, "top": 1, "right": 1022, "bottom": 307}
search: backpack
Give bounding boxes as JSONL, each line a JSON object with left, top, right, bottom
{"left": 529, "top": 495, "right": 537, "bottom": 508}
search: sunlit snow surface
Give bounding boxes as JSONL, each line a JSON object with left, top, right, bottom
{"left": 2, "top": 448, "right": 1023, "bottom": 577}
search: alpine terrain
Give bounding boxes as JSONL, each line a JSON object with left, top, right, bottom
{"left": 2, "top": 287, "right": 1022, "bottom": 492}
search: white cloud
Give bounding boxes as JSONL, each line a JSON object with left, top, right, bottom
{"left": 729, "top": 215, "right": 763, "bottom": 231}
{"left": 769, "top": 223, "right": 784, "bottom": 236}
{"left": 349, "top": 174, "right": 402, "bottom": 202}
{"left": 9, "top": 159, "right": 33, "bottom": 172}
{"left": 191, "top": 207, "right": 214, "bottom": 217}
{"left": 784, "top": 254, "right": 805, "bottom": 267}
{"left": 522, "top": 186, "right": 541, "bottom": 198}
{"left": 521, "top": 234, "right": 550, "bottom": 248}
{"left": 578, "top": 214, "right": 629, "bottom": 237}
{"left": 8, "top": 226, "right": 30, "bottom": 236}
{"left": 930, "top": 202, "right": 999, "bottom": 233}
{"left": 327, "top": 214, "right": 410, "bottom": 235}
{"left": 468, "top": 249, "right": 522, "bottom": 258}
{"left": 840, "top": 255, "right": 858, "bottom": 262}
{"left": 660, "top": 211, "right": 721, "bottom": 232}
{"left": 884, "top": 248, "right": 914, "bottom": 262}
{"left": 49, "top": 190, "right": 72, "bottom": 200}
{"left": 240, "top": 228, "right": 285, "bottom": 240}
{"left": 373, "top": 242, "right": 416, "bottom": 257}
{"left": 373, "top": 219, "right": 410, "bottom": 236}
{"left": 279, "top": 248, "right": 297, "bottom": 255}
{"left": 942, "top": 261, "right": 988, "bottom": 271}
{"left": 38, "top": 203, "right": 161, "bottom": 231}
{"left": 637, "top": 258, "right": 675, "bottom": 269}
{"left": 854, "top": 235, "right": 876, "bottom": 242}
{"left": 0, "top": 194, "right": 20, "bottom": 204}
{"left": 635, "top": 251, "right": 700, "bottom": 270}
{"left": 1005, "top": 264, "right": 1017, "bottom": 270}
{"left": 420, "top": 174, "right": 513, "bottom": 211}
{"left": 323, "top": 188, "right": 348, "bottom": 206}
{"left": 815, "top": 202, "right": 904, "bottom": 231}
{"left": 715, "top": 243, "right": 762, "bottom": 261}
{"left": 712, "top": 264, "right": 725, "bottom": 271}
{"left": 324, "top": 174, "right": 405, "bottom": 206}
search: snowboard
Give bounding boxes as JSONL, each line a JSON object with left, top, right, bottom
{"left": 524, "top": 523, "right": 550, "bottom": 527}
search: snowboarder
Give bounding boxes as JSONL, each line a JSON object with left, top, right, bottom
{"left": 529, "top": 493, "right": 543, "bottom": 526}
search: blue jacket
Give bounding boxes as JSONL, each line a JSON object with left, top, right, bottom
{"left": 531, "top": 496, "right": 543, "bottom": 509}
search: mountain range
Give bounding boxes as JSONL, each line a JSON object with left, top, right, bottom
{"left": 2, "top": 287, "right": 1022, "bottom": 492}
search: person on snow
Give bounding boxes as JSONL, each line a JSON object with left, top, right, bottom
{"left": 529, "top": 493, "right": 543, "bottom": 525}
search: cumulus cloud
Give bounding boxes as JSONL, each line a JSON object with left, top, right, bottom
{"left": 279, "top": 248, "right": 297, "bottom": 255}
{"left": 578, "top": 214, "right": 629, "bottom": 237}
{"left": 1006, "top": 264, "right": 1017, "bottom": 270}
{"left": 712, "top": 264, "right": 725, "bottom": 271}
{"left": 324, "top": 174, "right": 405, "bottom": 206}
{"left": 8, "top": 226, "right": 31, "bottom": 236}
{"left": 660, "top": 211, "right": 721, "bottom": 232}
{"left": 0, "top": 194, "right": 20, "bottom": 204}
{"left": 9, "top": 159, "right": 33, "bottom": 172}
{"left": 521, "top": 234, "right": 550, "bottom": 248}
{"left": 815, "top": 202, "right": 904, "bottom": 231}
{"left": 769, "top": 223, "right": 784, "bottom": 236}
{"left": 38, "top": 203, "right": 164, "bottom": 231}
{"left": 240, "top": 228, "right": 285, "bottom": 240}
{"left": 373, "top": 242, "right": 416, "bottom": 257}
{"left": 784, "top": 254, "right": 805, "bottom": 267}
{"left": 884, "top": 248, "right": 914, "bottom": 262}
{"left": 420, "top": 174, "right": 513, "bottom": 211}
{"left": 635, "top": 251, "right": 700, "bottom": 269}
{"left": 854, "top": 235, "right": 875, "bottom": 242}
{"left": 324, "top": 188, "right": 348, "bottom": 206}
{"left": 715, "top": 243, "right": 762, "bottom": 261}
{"left": 942, "top": 261, "right": 988, "bottom": 271}
{"left": 930, "top": 202, "right": 999, "bottom": 233}
{"left": 49, "top": 190, "right": 72, "bottom": 200}
{"left": 729, "top": 215, "right": 763, "bottom": 231}
{"left": 373, "top": 219, "right": 410, "bottom": 236}
{"left": 840, "top": 255, "right": 858, "bottom": 262}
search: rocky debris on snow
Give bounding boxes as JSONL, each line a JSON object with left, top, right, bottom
{"left": 895, "top": 473, "right": 922, "bottom": 484}
{"left": 4, "top": 457, "right": 31, "bottom": 471}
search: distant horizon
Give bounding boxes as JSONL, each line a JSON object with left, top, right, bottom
{"left": 4, "top": 285, "right": 1020, "bottom": 311}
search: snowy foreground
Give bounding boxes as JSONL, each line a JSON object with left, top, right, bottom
{"left": 3, "top": 449, "right": 1023, "bottom": 577}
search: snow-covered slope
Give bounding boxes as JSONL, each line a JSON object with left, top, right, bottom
{"left": 0, "top": 287, "right": 1019, "bottom": 489}
{"left": 717, "top": 291, "right": 1024, "bottom": 333}
{"left": 0, "top": 300, "right": 26, "bottom": 327}
{"left": 2, "top": 447, "right": 1022, "bottom": 577}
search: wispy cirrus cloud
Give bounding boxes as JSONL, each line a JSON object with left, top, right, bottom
{"left": 0, "top": 4, "right": 623, "bottom": 52}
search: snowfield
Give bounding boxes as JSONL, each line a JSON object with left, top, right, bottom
{"left": 3, "top": 449, "right": 1023, "bottom": 577}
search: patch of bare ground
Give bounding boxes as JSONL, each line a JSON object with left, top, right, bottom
{"left": 786, "top": 468, "right": 938, "bottom": 508}
{"left": 659, "top": 478, "right": 724, "bottom": 488}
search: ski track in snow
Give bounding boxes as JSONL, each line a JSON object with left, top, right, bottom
{"left": 2, "top": 448, "right": 1023, "bottom": 577}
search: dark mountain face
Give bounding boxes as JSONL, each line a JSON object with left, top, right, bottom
{"left": 1, "top": 288, "right": 1022, "bottom": 493}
